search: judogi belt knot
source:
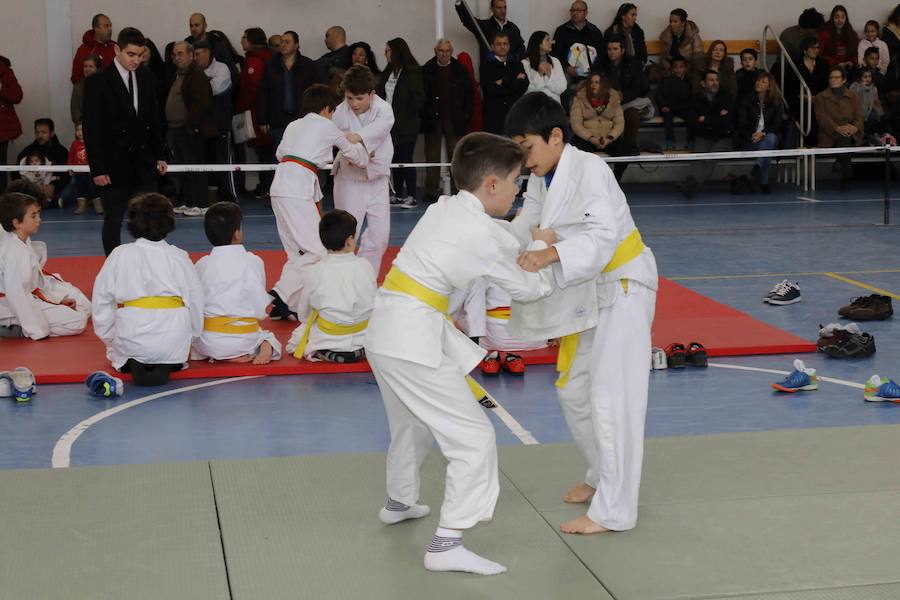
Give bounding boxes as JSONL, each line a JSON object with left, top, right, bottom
{"left": 293, "top": 310, "right": 369, "bottom": 359}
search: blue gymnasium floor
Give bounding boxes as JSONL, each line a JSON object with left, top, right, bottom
{"left": 4, "top": 177, "right": 900, "bottom": 471}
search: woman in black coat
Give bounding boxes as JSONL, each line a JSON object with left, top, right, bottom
{"left": 377, "top": 37, "right": 425, "bottom": 206}
{"left": 734, "top": 72, "right": 785, "bottom": 192}
{"left": 604, "top": 3, "right": 647, "bottom": 66}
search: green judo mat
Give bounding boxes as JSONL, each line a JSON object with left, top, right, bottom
{"left": 3, "top": 424, "right": 900, "bottom": 599}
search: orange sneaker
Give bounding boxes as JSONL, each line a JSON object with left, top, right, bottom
{"left": 502, "top": 352, "right": 526, "bottom": 375}
{"left": 480, "top": 351, "right": 501, "bottom": 376}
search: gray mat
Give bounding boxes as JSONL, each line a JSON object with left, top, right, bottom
{"left": 0, "top": 462, "right": 229, "bottom": 600}
{"left": 210, "top": 452, "right": 611, "bottom": 600}
{"left": 704, "top": 584, "right": 900, "bottom": 600}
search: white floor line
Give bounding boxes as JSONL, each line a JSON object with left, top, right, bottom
{"left": 709, "top": 362, "right": 865, "bottom": 389}
{"left": 51, "top": 376, "right": 260, "bottom": 469}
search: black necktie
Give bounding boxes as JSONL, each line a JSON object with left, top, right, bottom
{"left": 128, "top": 71, "right": 135, "bottom": 110}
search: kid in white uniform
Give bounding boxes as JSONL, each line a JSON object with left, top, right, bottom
{"left": 331, "top": 65, "right": 395, "bottom": 275}
{"left": 269, "top": 84, "right": 370, "bottom": 319}
{"left": 365, "top": 133, "right": 555, "bottom": 576}
{"left": 92, "top": 193, "right": 204, "bottom": 386}
{"left": 507, "top": 92, "right": 658, "bottom": 535}
{"left": 192, "top": 202, "right": 282, "bottom": 364}
{"left": 287, "top": 209, "right": 376, "bottom": 363}
{"left": 0, "top": 191, "right": 91, "bottom": 339}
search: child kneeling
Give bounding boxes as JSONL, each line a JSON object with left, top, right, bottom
{"left": 92, "top": 193, "right": 203, "bottom": 386}
{"left": 192, "top": 202, "right": 282, "bottom": 364}
{"left": 287, "top": 209, "right": 376, "bottom": 362}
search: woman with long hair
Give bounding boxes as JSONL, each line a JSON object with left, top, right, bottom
{"left": 818, "top": 5, "right": 859, "bottom": 70}
{"left": 605, "top": 3, "right": 647, "bottom": 65}
{"left": 735, "top": 72, "right": 785, "bottom": 192}
{"left": 522, "top": 31, "right": 566, "bottom": 103}
{"left": 693, "top": 40, "right": 736, "bottom": 97}
{"left": 348, "top": 42, "right": 381, "bottom": 75}
{"left": 377, "top": 38, "right": 424, "bottom": 208}
{"left": 569, "top": 73, "right": 634, "bottom": 178}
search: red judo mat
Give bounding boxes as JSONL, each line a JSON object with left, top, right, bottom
{"left": 0, "top": 249, "right": 815, "bottom": 384}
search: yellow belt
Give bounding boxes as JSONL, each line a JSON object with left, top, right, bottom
{"left": 556, "top": 229, "right": 645, "bottom": 388}
{"left": 293, "top": 310, "right": 369, "bottom": 358}
{"left": 121, "top": 296, "right": 184, "bottom": 309}
{"left": 204, "top": 316, "right": 260, "bottom": 334}
{"left": 485, "top": 307, "right": 511, "bottom": 320}
{"left": 382, "top": 266, "right": 490, "bottom": 402}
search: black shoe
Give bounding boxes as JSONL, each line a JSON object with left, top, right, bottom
{"left": 821, "top": 332, "right": 876, "bottom": 358}
{"left": 766, "top": 281, "right": 801, "bottom": 305}
{"left": 268, "top": 290, "right": 297, "bottom": 321}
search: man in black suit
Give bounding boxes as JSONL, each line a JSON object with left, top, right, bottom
{"left": 480, "top": 32, "right": 528, "bottom": 135}
{"left": 83, "top": 27, "right": 166, "bottom": 255}
{"left": 455, "top": 0, "right": 525, "bottom": 64}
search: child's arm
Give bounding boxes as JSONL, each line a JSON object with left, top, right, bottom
{"left": 2, "top": 249, "right": 50, "bottom": 339}
{"left": 91, "top": 256, "right": 117, "bottom": 344}
{"left": 484, "top": 251, "right": 555, "bottom": 304}
{"left": 353, "top": 100, "right": 395, "bottom": 150}
{"left": 182, "top": 257, "right": 205, "bottom": 339}
{"left": 506, "top": 175, "right": 544, "bottom": 247}
{"left": 330, "top": 122, "right": 369, "bottom": 168}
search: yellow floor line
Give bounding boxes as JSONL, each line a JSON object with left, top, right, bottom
{"left": 669, "top": 268, "right": 900, "bottom": 282}
{"left": 823, "top": 273, "right": 900, "bottom": 300}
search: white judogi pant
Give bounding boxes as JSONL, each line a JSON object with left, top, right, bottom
{"left": 270, "top": 195, "right": 326, "bottom": 259}
{"left": 368, "top": 350, "right": 499, "bottom": 530}
{"left": 557, "top": 281, "right": 656, "bottom": 530}
{"left": 333, "top": 176, "right": 389, "bottom": 275}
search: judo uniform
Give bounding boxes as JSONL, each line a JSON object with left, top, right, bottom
{"left": 459, "top": 278, "right": 548, "bottom": 352}
{"left": 92, "top": 238, "right": 204, "bottom": 370}
{"left": 332, "top": 95, "right": 394, "bottom": 274}
{"left": 0, "top": 233, "right": 90, "bottom": 339}
{"left": 191, "top": 244, "right": 283, "bottom": 361}
{"left": 364, "top": 191, "right": 554, "bottom": 529}
{"left": 270, "top": 113, "right": 369, "bottom": 310}
{"left": 507, "top": 144, "right": 658, "bottom": 531}
{"left": 286, "top": 252, "right": 376, "bottom": 360}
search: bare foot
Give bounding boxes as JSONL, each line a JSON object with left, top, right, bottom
{"left": 560, "top": 514, "right": 610, "bottom": 535}
{"left": 225, "top": 354, "right": 254, "bottom": 363}
{"left": 563, "top": 482, "right": 596, "bottom": 504}
{"left": 252, "top": 341, "right": 275, "bottom": 365}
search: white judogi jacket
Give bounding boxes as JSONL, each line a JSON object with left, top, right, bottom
{"left": 288, "top": 252, "right": 377, "bottom": 359}
{"left": 365, "top": 192, "right": 555, "bottom": 372}
{"left": 192, "top": 245, "right": 282, "bottom": 361}
{"left": 92, "top": 239, "right": 204, "bottom": 369}
{"left": 0, "top": 233, "right": 90, "bottom": 339}
{"left": 506, "top": 144, "right": 658, "bottom": 340}
{"left": 332, "top": 95, "right": 394, "bottom": 181}
{"left": 271, "top": 112, "right": 369, "bottom": 200}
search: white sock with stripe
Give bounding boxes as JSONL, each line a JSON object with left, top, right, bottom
{"left": 424, "top": 527, "right": 507, "bottom": 576}
{"left": 378, "top": 498, "right": 430, "bottom": 524}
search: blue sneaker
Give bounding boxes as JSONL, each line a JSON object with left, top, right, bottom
{"left": 86, "top": 371, "right": 124, "bottom": 398}
{"left": 0, "top": 367, "right": 36, "bottom": 402}
{"left": 772, "top": 359, "right": 818, "bottom": 392}
{"left": 863, "top": 375, "right": 900, "bottom": 402}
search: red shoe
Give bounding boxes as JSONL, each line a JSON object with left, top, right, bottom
{"left": 480, "top": 351, "right": 501, "bottom": 376}
{"left": 501, "top": 352, "right": 526, "bottom": 375}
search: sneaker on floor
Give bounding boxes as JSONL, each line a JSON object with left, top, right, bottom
{"left": 845, "top": 295, "right": 893, "bottom": 321}
{"left": 772, "top": 359, "right": 818, "bottom": 392}
{"left": 766, "top": 281, "right": 801, "bottom": 305}
{"left": 501, "top": 352, "right": 525, "bottom": 375}
{"left": 0, "top": 367, "right": 36, "bottom": 402}
{"left": 389, "top": 195, "right": 403, "bottom": 205}
{"left": 480, "top": 351, "right": 501, "bottom": 376}
{"left": 821, "top": 331, "right": 876, "bottom": 358}
{"left": 763, "top": 279, "right": 790, "bottom": 303}
{"left": 85, "top": 371, "right": 125, "bottom": 398}
{"left": 182, "top": 206, "right": 204, "bottom": 217}
{"left": 863, "top": 375, "right": 900, "bottom": 402}
{"left": 685, "top": 342, "right": 708, "bottom": 367}
{"left": 816, "top": 322, "right": 859, "bottom": 352}
{"left": 665, "top": 343, "right": 686, "bottom": 368}
{"left": 172, "top": 204, "right": 187, "bottom": 214}
{"left": 398, "top": 196, "right": 417, "bottom": 210}
{"left": 650, "top": 347, "right": 667, "bottom": 370}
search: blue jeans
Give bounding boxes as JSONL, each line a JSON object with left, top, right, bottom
{"left": 750, "top": 132, "right": 779, "bottom": 184}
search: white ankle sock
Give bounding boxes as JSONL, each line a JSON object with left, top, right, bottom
{"left": 378, "top": 498, "right": 431, "bottom": 524}
{"left": 424, "top": 527, "right": 507, "bottom": 576}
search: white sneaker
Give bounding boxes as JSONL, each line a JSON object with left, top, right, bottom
{"left": 182, "top": 206, "right": 203, "bottom": 217}
{"left": 398, "top": 196, "right": 417, "bottom": 210}
{"left": 651, "top": 347, "right": 667, "bottom": 370}
{"left": 173, "top": 205, "right": 187, "bottom": 214}
{"left": 389, "top": 195, "right": 403, "bottom": 205}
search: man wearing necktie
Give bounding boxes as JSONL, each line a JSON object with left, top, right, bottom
{"left": 83, "top": 27, "right": 167, "bottom": 255}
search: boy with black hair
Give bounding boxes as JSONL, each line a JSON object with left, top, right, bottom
{"left": 332, "top": 65, "right": 395, "bottom": 274}
{"left": 268, "top": 83, "right": 369, "bottom": 321}
{"left": 192, "top": 202, "right": 282, "bottom": 364}
{"left": 506, "top": 91, "right": 658, "bottom": 535}
{"left": 0, "top": 191, "right": 91, "bottom": 339}
{"left": 364, "top": 131, "right": 556, "bottom": 576}
{"left": 92, "top": 193, "right": 203, "bottom": 386}
{"left": 655, "top": 55, "right": 693, "bottom": 149}
{"left": 735, "top": 48, "right": 765, "bottom": 98}
{"left": 288, "top": 209, "right": 376, "bottom": 363}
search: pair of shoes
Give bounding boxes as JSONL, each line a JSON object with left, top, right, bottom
{"left": 821, "top": 331, "right": 876, "bottom": 358}
{"left": 85, "top": 371, "right": 124, "bottom": 397}
{"left": 838, "top": 295, "right": 893, "bottom": 320}
{"left": 764, "top": 280, "right": 801, "bottom": 305}
{"left": 173, "top": 204, "right": 187, "bottom": 214}
{"left": 772, "top": 359, "right": 818, "bottom": 392}
{"left": 397, "top": 196, "right": 417, "bottom": 210}
{"left": 389, "top": 195, "right": 403, "bottom": 205}
{"left": 863, "top": 375, "right": 900, "bottom": 402}
{"left": 267, "top": 290, "right": 298, "bottom": 321}
{"left": 0, "top": 367, "right": 36, "bottom": 402}
{"left": 181, "top": 206, "right": 208, "bottom": 217}
{"left": 651, "top": 347, "right": 667, "bottom": 370}
{"left": 816, "top": 322, "right": 860, "bottom": 352}
{"left": 664, "top": 342, "right": 708, "bottom": 368}
{"left": 479, "top": 351, "right": 526, "bottom": 376}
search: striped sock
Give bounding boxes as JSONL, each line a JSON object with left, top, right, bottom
{"left": 427, "top": 529, "right": 462, "bottom": 553}
{"left": 424, "top": 527, "right": 507, "bottom": 576}
{"left": 378, "top": 498, "right": 430, "bottom": 524}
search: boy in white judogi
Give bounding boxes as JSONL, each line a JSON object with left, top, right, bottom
{"left": 287, "top": 209, "right": 376, "bottom": 362}
{"left": 331, "top": 65, "right": 394, "bottom": 275}
{"left": 365, "top": 133, "right": 555, "bottom": 576}
{"left": 507, "top": 93, "right": 658, "bottom": 535}
{"left": 192, "top": 202, "right": 282, "bottom": 364}
{"left": 269, "top": 84, "right": 370, "bottom": 318}
{"left": 92, "top": 194, "right": 204, "bottom": 386}
{"left": 0, "top": 191, "right": 90, "bottom": 339}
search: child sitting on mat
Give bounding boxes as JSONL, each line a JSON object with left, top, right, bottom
{"left": 191, "top": 202, "right": 282, "bottom": 364}
{"left": 92, "top": 193, "right": 203, "bottom": 386}
{"left": 0, "top": 188, "right": 91, "bottom": 339}
{"left": 287, "top": 209, "right": 376, "bottom": 363}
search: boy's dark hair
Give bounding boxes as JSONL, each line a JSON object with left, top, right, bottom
{"left": 25, "top": 149, "right": 45, "bottom": 163}
{"left": 0, "top": 192, "right": 40, "bottom": 232}
{"left": 5, "top": 178, "right": 44, "bottom": 201}
{"left": 799, "top": 35, "right": 819, "bottom": 51}
{"left": 244, "top": 27, "right": 267, "bottom": 48}
{"left": 204, "top": 201, "right": 243, "bottom": 247}
{"left": 84, "top": 54, "right": 102, "bottom": 69}
{"left": 703, "top": 69, "right": 720, "bottom": 80}
{"left": 319, "top": 209, "right": 357, "bottom": 251}
{"left": 127, "top": 193, "right": 174, "bottom": 241}
{"left": 505, "top": 91, "right": 572, "bottom": 143}
{"left": 864, "top": 46, "right": 880, "bottom": 58}
{"left": 671, "top": 55, "right": 688, "bottom": 67}
{"left": 34, "top": 118, "right": 54, "bottom": 131}
{"left": 798, "top": 8, "right": 825, "bottom": 30}
{"left": 857, "top": 66, "right": 874, "bottom": 81}
{"left": 490, "top": 31, "right": 510, "bottom": 45}
{"left": 670, "top": 8, "right": 688, "bottom": 22}
{"left": 740, "top": 48, "right": 758, "bottom": 60}
{"left": 451, "top": 132, "right": 526, "bottom": 193}
{"left": 301, "top": 84, "right": 340, "bottom": 116}
{"left": 341, "top": 64, "right": 377, "bottom": 95}
{"left": 606, "top": 33, "right": 627, "bottom": 49}
{"left": 117, "top": 27, "right": 147, "bottom": 50}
